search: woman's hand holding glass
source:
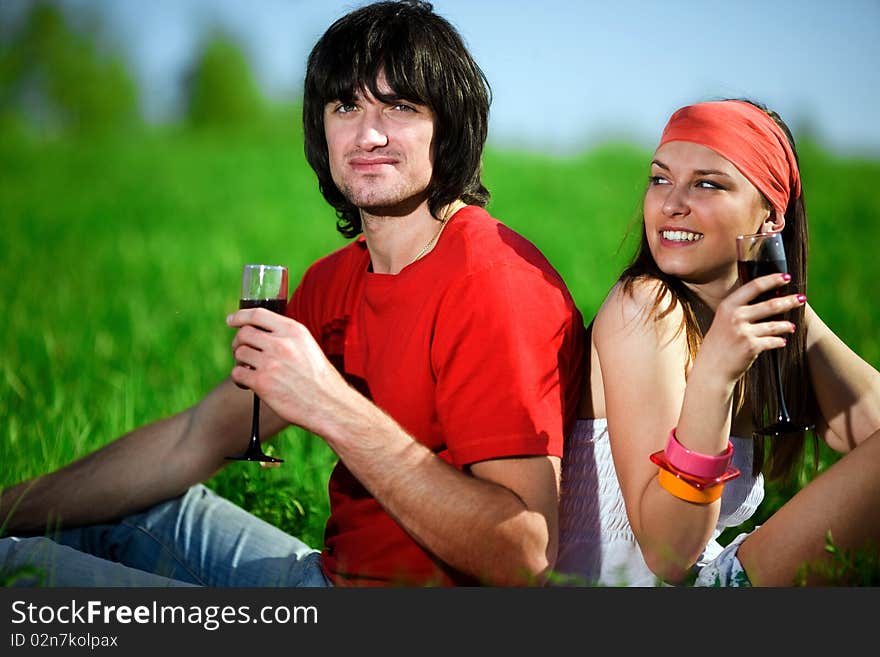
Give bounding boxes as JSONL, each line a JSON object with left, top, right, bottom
{"left": 735, "top": 232, "right": 813, "bottom": 435}
{"left": 699, "top": 271, "right": 802, "bottom": 385}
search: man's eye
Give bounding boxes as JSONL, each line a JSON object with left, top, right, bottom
{"left": 392, "top": 103, "right": 416, "bottom": 112}
{"left": 336, "top": 103, "right": 358, "bottom": 114}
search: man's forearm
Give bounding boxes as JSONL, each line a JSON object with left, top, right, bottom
{"left": 1, "top": 378, "right": 276, "bottom": 534}
{"left": 0, "top": 412, "right": 199, "bottom": 533}
{"left": 317, "top": 392, "right": 558, "bottom": 585}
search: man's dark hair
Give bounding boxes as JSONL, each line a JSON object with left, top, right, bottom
{"left": 303, "top": 0, "right": 491, "bottom": 237}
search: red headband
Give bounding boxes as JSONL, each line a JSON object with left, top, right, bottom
{"left": 657, "top": 100, "right": 801, "bottom": 218}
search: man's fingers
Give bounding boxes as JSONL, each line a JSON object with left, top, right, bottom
{"left": 226, "top": 307, "right": 286, "bottom": 331}
{"left": 233, "top": 344, "right": 267, "bottom": 374}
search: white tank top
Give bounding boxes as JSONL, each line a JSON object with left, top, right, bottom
{"left": 555, "top": 418, "right": 764, "bottom": 586}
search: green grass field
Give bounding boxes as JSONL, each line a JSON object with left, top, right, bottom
{"left": 2, "top": 116, "right": 880, "bottom": 575}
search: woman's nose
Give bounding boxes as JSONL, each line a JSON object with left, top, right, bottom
{"left": 662, "top": 185, "right": 689, "bottom": 217}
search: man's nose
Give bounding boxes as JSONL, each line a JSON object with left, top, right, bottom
{"left": 356, "top": 109, "right": 389, "bottom": 150}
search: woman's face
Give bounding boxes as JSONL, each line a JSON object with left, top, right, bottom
{"left": 643, "top": 140, "right": 773, "bottom": 288}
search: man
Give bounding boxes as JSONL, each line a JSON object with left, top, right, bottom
{"left": 0, "top": 0, "right": 585, "bottom": 587}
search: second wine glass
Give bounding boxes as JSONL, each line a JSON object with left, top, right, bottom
{"left": 736, "top": 231, "right": 813, "bottom": 436}
{"left": 226, "top": 263, "right": 288, "bottom": 463}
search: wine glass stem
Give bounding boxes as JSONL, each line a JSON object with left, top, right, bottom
{"left": 250, "top": 394, "right": 261, "bottom": 448}
{"left": 771, "top": 349, "right": 792, "bottom": 423}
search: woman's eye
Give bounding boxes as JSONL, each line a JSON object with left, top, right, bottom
{"left": 696, "top": 180, "right": 722, "bottom": 190}
{"left": 649, "top": 175, "right": 669, "bottom": 185}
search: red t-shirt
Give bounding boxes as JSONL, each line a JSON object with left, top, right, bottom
{"left": 287, "top": 205, "right": 586, "bottom": 586}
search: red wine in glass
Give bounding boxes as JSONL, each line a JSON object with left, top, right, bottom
{"left": 737, "top": 259, "right": 788, "bottom": 304}
{"left": 239, "top": 298, "right": 287, "bottom": 314}
{"left": 736, "top": 232, "right": 813, "bottom": 436}
{"left": 226, "top": 264, "right": 289, "bottom": 463}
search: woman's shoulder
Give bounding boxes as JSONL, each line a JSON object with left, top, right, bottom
{"left": 594, "top": 276, "right": 685, "bottom": 340}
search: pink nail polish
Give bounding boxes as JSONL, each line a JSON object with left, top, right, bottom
{"left": 781, "top": 273, "right": 792, "bottom": 282}
{"left": 797, "top": 294, "right": 806, "bottom": 303}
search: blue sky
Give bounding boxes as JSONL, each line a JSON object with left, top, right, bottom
{"left": 8, "top": 0, "right": 880, "bottom": 156}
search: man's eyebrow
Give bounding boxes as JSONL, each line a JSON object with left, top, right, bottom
{"left": 383, "top": 93, "right": 422, "bottom": 104}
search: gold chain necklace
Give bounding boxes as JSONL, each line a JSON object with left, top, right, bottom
{"left": 408, "top": 215, "right": 449, "bottom": 266}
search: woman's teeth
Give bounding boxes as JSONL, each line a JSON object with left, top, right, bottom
{"left": 662, "top": 230, "right": 704, "bottom": 242}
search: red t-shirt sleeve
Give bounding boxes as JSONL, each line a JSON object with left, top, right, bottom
{"left": 431, "top": 262, "right": 581, "bottom": 466}
{"left": 285, "top": 259, "right": 323, "bottom": 332}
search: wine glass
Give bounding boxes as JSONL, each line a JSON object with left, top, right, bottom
{"left": 736, "top": 232, "right": 813, "bottom": 436}
{"left": 226, "top": 264, "right": 288, "bottom": 463}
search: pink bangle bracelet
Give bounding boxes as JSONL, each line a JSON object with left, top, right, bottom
{"left": 664, "top": 429, "right": 733, "bottom": 480}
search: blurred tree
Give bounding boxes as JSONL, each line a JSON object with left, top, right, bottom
{"left": 0, "top": 2, "right": 139, "bottom": 135}
{"left": 183, "top": 32, "right": 266, "bottom": 129}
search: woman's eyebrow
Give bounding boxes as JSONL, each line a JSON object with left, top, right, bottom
{"left": 651, "top": 159, "right": 732, "bottom": 178}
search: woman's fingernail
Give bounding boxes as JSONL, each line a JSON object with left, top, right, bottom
{"left": 797, "top": 294, "right": 806, "bottom": 303}
{"left": 781, "top": 273, "right": 792, "bottom": 282}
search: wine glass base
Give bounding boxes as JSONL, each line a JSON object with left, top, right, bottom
{"left": 225, "top": 453, "right": 284, "bottom": 463}
{"left": 755, "top": 421, "right": 815, "bottom": 436}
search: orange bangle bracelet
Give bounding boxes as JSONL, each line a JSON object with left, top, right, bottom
{"left": 657, "top": 468, "right": 723, "bottom": 504}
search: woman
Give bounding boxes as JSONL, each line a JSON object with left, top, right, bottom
{"left": 555, "top": 99, "right": 880, "bottom": 586}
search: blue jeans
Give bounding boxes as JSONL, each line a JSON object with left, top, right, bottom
{"left": 0, "top": 484, "right": 332, "bottom": 587}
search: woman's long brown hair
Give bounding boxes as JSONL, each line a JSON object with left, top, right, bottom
{"left": 619, "top": 99, "right": 817, "bottom": 482}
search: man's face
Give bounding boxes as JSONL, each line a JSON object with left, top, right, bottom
{"left": 323, "top": 72, "right": 435, "bottom": 216}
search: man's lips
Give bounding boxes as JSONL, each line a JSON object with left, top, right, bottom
{"left": 348, "top": 156, "right": 398, "bottom": 170}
